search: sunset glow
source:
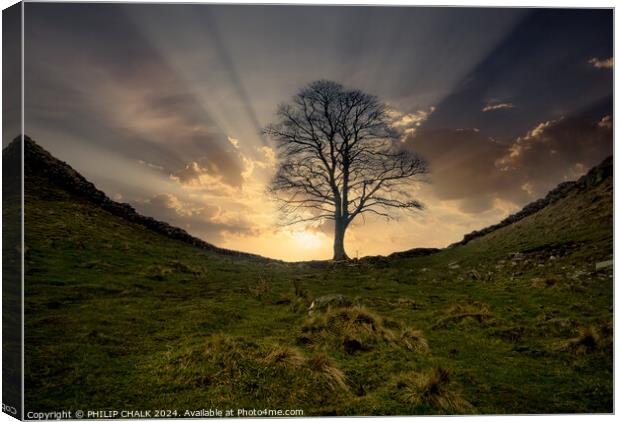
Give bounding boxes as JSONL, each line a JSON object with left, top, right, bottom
{"left": 16, "top": 4, "right": 613, "bottom": 261}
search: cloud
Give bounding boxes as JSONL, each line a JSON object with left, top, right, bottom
{"left": 228, "top": 136, "right": 240, "bottom": 149}
{"left": 257, "top": 146, "right": 276, "bottom": 167}
{"left": 135, "top": 192, "right": 263, "bottom": 243}
{"left": 170, "top": 140, "right": 277, "bottom": 191}
{"left": 405, "top": 128, "right": 514, "bottom": 207}
{"left": 598, "top": 115, "right": 612, "bottom": 129}
{"left": 481, "top": 102, "right": 515, "bottom": 112}
{"left": 589, "top": 57, "right": 613, "bottom": 69}
{"left": 149, "top": 138, "right": 280, "bottom": 246}
{"left": 405, "top": 113, "right": 612, "bottom": 214}
{"left": 146, "top": 193, "right": 204, "bottom": 218}
{"left": 388, "top": 106, "right": 436, "bottom": 137}
{"left": 138, "top": 159, "right": 165, "bottom": 171}
{"left": 496, "top": 115, "right": 612, "bottom": 190}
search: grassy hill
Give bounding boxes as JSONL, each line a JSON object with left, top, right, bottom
{"left": 13, "top": 137, "right": 612, "bottom": 415}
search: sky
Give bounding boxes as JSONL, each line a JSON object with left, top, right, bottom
{"left": 16, "top": 3, "right": 613, "bottom": 261}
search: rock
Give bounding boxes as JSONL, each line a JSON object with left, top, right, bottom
{"left": 508, "top": 252, "right": 524, "bottom": 260}
{"left": 595, "top": 260, "right": 613, "bottom": 271}
{"left": 569, "top": 270, "right": 588, "bottom": 280}
{"left": 308, "top": 294, "right": 352, "bottom": 315}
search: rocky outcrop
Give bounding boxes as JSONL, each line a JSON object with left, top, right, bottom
{"left": 450, "top": 156, "right": 613, "bottom": 247}
{"left": 11, "top": 135, "right": 272, "bottom": 262}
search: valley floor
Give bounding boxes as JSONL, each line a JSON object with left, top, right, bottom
{"left": 21, "top": 176, "right": 613, "bottom": 415}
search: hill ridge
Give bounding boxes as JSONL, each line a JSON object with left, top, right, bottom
{"left": 449, "top": 156, "right": 613, "bottom": 247}
{"left": 6, "top": 135, "right": 272, "bottom": 262}
{"left": 4, "top": 135, "right": 612, "bottom": 261}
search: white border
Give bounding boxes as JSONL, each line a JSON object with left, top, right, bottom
{"left": 0, "top": 2, "right": 616, "bottom": 422}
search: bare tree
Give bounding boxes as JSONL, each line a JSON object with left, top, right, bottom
{"left": 264, "top": 80, "right": 428, "bottom": 260}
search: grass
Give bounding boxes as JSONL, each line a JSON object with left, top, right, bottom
{"left": 394, "top": 367, "right": 474, "bottom": 414}
{"left": 22, "top": 173, "right": 613, "bottom": 415}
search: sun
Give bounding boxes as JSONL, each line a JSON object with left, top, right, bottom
{"left": 290, "top": 230, "right": 325, "bottom": 249}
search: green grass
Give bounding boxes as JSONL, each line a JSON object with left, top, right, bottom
{"left": 23, "top": 175, "right": 613, "bottom": 415}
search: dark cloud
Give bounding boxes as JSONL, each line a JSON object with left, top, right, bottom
{"left": 2, "top": 4, "right": 22, "bottom": 146}
{"left": 407, "top": 112, "right": 612, "bottom": 214}
{"left": 423, "top": 9, "right": 613, "bottom": 142}
{"left": 407, "top": 128, "right": 510, "bottom": 198}
{"left": 497, "top": 115, "right": 613, "bottom": 191}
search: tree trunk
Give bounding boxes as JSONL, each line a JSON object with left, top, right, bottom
{"left": 333, "top": 219, "right": 349, "bottom": 260}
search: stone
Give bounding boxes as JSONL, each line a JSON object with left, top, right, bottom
{"left": 508, "top": 252, "right": 524, "bottom": 260}
{"left": 595, "top": 260, "right": 613, "bottom": 271}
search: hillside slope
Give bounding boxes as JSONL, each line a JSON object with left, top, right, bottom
{"left": 5, "top": 136, "right": 270, "bottom": 261}
{"left": 12, "top": 137, "right": 613, "bottom": 415}
{"left": 451, "top": 156, "right": 613, "bottom": 248}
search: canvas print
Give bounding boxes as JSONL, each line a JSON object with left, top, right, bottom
{"left": 1, "top": 1, "right": 614, "bottom": 418}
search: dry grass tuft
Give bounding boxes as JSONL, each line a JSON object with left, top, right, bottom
{"left": 305, "top": 352, "right": 349, "bottom": 392}
{"left": 155, "top": 333, "right": 354, "bottom": 404}
{"left": 292, "top": 279, "right": 309, "bottom": 298}
{"left": 283, "top": 280, "right": 311, "bottom": 313}
{"left": 558, "top": 325, "right": 612, "bottom": 354}
{"left": 263, "top": 345, "right": 306, "bottom": 369}
{"left": 435, "top": 302, "right": 492, "bottom": 328}
{"left": 395, "top": 367, "right": 474, "bottom": 414}
{"left": 399, "top": 328, "right": 430, "bottom": 353}
{"left": 302, "top": 305, "right": 428, "bottom": 354}
{"left": 202, "top": 334, "right": 256, "bottom": 376}
{"left": 302, "top": 305, "right": 395, "bottom": 352}
{"left": 167, "top": 260, "right": 201, "bottom": 276}
{"left": 145, "top": 265, "right": 173, "bottom": 281}
{"left": 248, "top": 276, "right": 270, "bottom": 300}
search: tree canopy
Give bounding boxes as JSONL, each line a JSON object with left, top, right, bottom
{"left": 264, "top": 80, "right": 428, "bottom": 260}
